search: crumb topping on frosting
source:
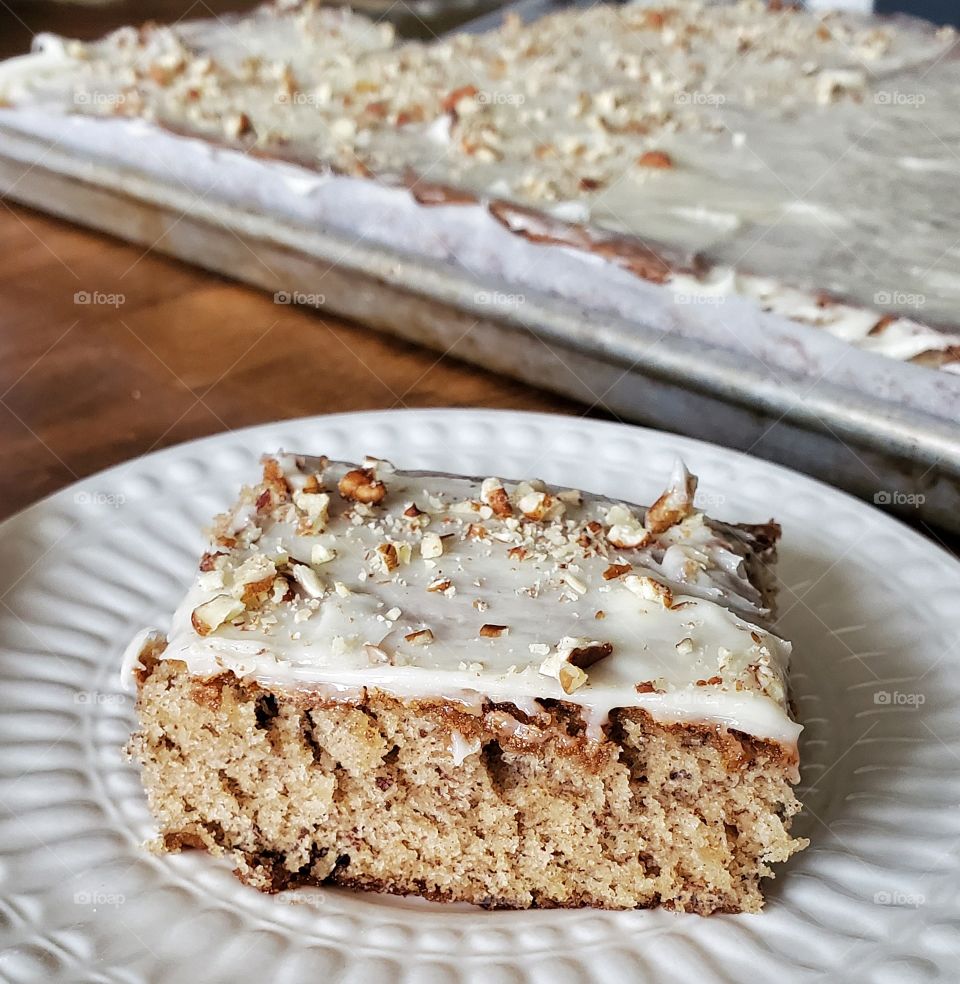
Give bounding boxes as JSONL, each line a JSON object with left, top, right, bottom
{"left": 141, "top": 452, "right": 798, "bottom": 743}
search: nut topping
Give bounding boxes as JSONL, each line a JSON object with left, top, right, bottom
{"left": 517, "top": 490, "right": 564, "bottom": 522}
{"left": 558, "top": 664, "right": 588, "bottom": 694}
{"left": 311, "top": 543, "right": 337, "bottom": 565}
{"left": 567, "top": 640, "right": 613, "bottom": 669}
{"left": 605, "top": 504, "right": 651, "bottom": 549}
{"left": 291, "top": 563, "right": 325, "bottom": 598}
{"left": 645, "top": 460, "right": 697, "bottom": 534}
{"left": 339, "top": 467, "right": 386, "bottom": 505}
{"left": 623, "top": 574, "right": 674, "bottom": 607}
{"left": 293, "top": 489, "right": 331, "bottom": 533}
{"left": 377, "top": 542, "right": 399, "bottom": 572}
{"left": 481, "top": 477, "right": 514, "bottom": 518}
{"left": 538, "top": 636, "right": 611, "bottom": 693}
{"left": 637, "top": 149, "right": 673, "bottom": 169}
{"left": 240, "top": 574, "right": 276, "bottom": 608}
{"left": 479, "top": 623, "right": 509, "bottom": 638}
{"left": 181, "top": 450, "right": 783, "bottom": 721}
{"left": 635, "top": 680, "right": 665, "bottom": 694}
{"left": 191, "top": 595, "right": 245, "bottom": 636}
{"left": 199, "top": 551, "right": 226, "bottom": 572}
{"left": 696, "top": 675, "right": 723, "bottom": 686}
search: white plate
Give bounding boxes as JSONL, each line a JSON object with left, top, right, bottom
{"left": 1, "top": 408, "right": 957, "bottom": 984}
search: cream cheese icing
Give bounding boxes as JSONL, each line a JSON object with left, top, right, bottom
{"left": 122, "top": 453, "right": 800, "bottom": 748}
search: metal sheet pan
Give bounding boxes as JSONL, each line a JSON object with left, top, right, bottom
{"left": 0, "top": 112, "right": 957, "bottom": 530}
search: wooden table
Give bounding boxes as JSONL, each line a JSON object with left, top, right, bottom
{"left": 0, "top": 201, "right": 582, "bottom": 521}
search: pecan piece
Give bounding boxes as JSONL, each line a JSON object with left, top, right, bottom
{"left": 637, "top": 149, "right": 673, "bottom": 169}
{"left": 339, "top": 467, "right": 386, "bottom": 505}
{"left": 479, "top": 623, "right": 509, "bottom": 638}
{"left": 567, "top": 641, "right": 613, "bottom": 669}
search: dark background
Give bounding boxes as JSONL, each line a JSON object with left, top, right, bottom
{"left": 876, "top": 0, "right": 959, "bottom": 24}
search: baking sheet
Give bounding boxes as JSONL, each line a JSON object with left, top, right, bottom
{"left": 0, "top": 3, "right": 957, "bottom": 531}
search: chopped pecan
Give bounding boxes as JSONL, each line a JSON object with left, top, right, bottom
{"left": 645, "top": 462, "right": 697, "bottom": 534}
{"left": 442, "top": 84, "right": 478, "bottom": 114}
{"left": 241, "top": 574, "right": 276, "bottom": 608}
{"left": 191, "top": 595, "right": 244, "bottom": 636}
{"left": 487, "top": 485, "right": 513, "bottom": 518}
{"left": 696, "top": 676, "right": 723, "bottom": 686}
{"left": 558, "top": 664, "right": 588, "bottom": 694}
{"left": 199, "top": 551, "right": 225, "bottom": 572}
{"left": 479, "top": 623, "right": 509, "bottom": 638}
{"left": 567, "top": 641, "right": 613, "bottom": 669}
{"left": 637, "top": 149, "right": 673, "bottom": 169}
{"left": 377, "top": 543, "right": 399, "bottom": 572}
{"left": 262, "top": 457, "right": 289, "bottom": 499}
{"left": 339, "top": 467, "right": 386, "bottom": 505}
{"left": 624, "top": 574, "right": 674, "bottom": 608}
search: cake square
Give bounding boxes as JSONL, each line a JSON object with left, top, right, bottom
{"left": 123, "top": 453, "right": 805, "bottom": 913}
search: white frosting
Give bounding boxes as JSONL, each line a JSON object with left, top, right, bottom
{"left": 120, "top": 627, "right": 164, "bottom": 690}
{"left": 123, "top": 454, "right": 800, "bottom": 748}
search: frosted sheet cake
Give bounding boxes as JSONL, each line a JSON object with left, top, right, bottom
{"left": 1, "top": 0, "right": 959, "bottom": 369}
{"left": 122, "top": 453, "right": 806, "bottom": 913}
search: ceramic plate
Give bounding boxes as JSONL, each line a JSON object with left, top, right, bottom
{"left": 1, "top": 409, "right": 957, "bottom": 984}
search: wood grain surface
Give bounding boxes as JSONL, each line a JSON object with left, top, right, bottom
{"left": 0, "top": 199, "right": 585, "bottom": 521}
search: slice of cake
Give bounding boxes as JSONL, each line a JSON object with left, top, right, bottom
{"left": 123, "top": 453, "right": 806, "bottom": 913}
